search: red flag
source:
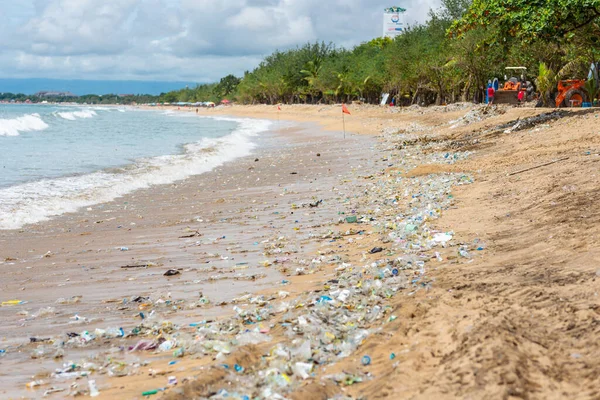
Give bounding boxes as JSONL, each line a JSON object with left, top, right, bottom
{"left": 342, "top": 104, "right": 351, "bottom": 115}
{"left": 277, "top": 105, "right": 281, "bottom": 111}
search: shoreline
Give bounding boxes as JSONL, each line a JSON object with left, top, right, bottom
{"left": 0, "top": 111, "right": 380, "bottom": 397}
{"left": 0, "top": 108, "right": 269, "bottom": 230}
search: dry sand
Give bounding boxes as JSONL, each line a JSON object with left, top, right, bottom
{"left": 2, "top": 103, "right": 599, "bottom": 399}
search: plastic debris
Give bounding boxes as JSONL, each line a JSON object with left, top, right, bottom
{"left": 433, "top": 232, "right": 453, "bottom": 244}
{"left": 88, "top": 380, "right": 99, "bottom": 397}
{"left": 173, "top": 348, "right": 184, "bottom": 358}
{"left": 1, "top": 299, "right": 27, "bottom": 306}
{"left": 26, "top": 380, "right": 44, "bottom": 388}
{"left": 292, "top": 362, "right": 313, "bottom": 380}
{"left": 130, "top": 340, "right": 157, "bottom": 352}
{"left": 17, "top": 122, "right": 478, "bottom": 399}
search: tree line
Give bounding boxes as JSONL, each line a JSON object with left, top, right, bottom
{"left": 0, "top": 92, "right": 161, "bottom": 105}
{"left": 161, "top": 0, "right": 599, "bottom": 107}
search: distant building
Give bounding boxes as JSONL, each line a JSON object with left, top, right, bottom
{"left": 35, "top": 91, "right": 78, "bottom": 98}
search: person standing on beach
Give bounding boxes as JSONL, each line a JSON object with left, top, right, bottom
{"left": 517, "top": 89, "right": 525, "bottom": 105}
{"left": 487, "top": 84, "right": 495, "bottom": 104}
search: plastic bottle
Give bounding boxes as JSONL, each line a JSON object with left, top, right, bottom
{"left": 158, "top": 340, "right": 173, "bottom": 351}
{"left": 88, "top": 380, "right": 99, "bottom": 397}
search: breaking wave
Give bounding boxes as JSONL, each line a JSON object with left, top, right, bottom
{"left": 54, "top": 110, "right": 97, "bottom": 120}
{"left": 0, "top": 113, "right": 49, "bottom": 137}
{"left": 0, "top": 117, "right": 271, "bottom": 230}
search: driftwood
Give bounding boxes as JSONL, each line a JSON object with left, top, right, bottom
{"left": 120, "top": 264, "right": 149, "bottom": 269}
{"left": 508, "top": 157, "right": 570, "bottom": 176}
{"left": 179, "top": 230, "right": 202, "bottom": 238}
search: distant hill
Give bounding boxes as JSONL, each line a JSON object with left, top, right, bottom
{"left": 0, "top": 78, "right": 198, "bottom": 96}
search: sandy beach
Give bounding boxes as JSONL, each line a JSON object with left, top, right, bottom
{"left": 2, "top": 103, "right": 600, "bottom": 399}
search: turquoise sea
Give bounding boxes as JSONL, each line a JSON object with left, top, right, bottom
{"left": 0, "top": 104, "right": 271, "bottom": 229}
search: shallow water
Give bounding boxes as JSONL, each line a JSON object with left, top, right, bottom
{"left": 0, "top": 105, "right": 271, "bottom": 229}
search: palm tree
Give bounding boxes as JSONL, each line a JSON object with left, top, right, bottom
{"left": 535, "top": 62, "right": 557, "bottom": 106}
{"left": 300, "top": 58, "right": 323, "bottom": 103}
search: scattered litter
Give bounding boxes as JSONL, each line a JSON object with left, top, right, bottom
{"left": 130, "top": 340, "right": 157, "bottom": 352}
{"left": 179, "top": 230, "right": 202, "bottom": 238}
{"left": 43, "top": 387, "right": 66, "bottom": 396}
{"left": 1, "top": 299, "right": 27, "bottom": 306}
{"left": 309, "top": 199, "right": 323, "bottom": 208}
{"left": 88, "top": 380, "right": 99, "bottom": 397}
{"left": 17, "top": 121, "right": 477, "bottom": 399}
{"left": 56, "top": 296, "right": 82, "bottom": 304}
{"left": 433, "top": 232, "right": 453, "bottom": 244}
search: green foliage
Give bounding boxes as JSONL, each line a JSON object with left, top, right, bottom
{"left": 536, "top": 62, "right": 558, "bottom": 106}
{"left": 215, "top": 75, "right": 241, "bottom": 98}
{"left": 452, "top": 0, "right": 600, "bottom": 42}
{"left": 585, "top": 77, "right": 597, "bottom": 100}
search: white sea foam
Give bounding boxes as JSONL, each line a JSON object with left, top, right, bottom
{"left": 0, "top": 113, "right": 49, "bottom": 137}
{"left": 54, "top": 110, "right": 97, "bottom": 120}
{"left": 0, "top": 117, "right": 271, "bottom": 230}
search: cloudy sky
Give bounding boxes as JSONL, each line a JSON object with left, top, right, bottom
{"left": 0, "top": 0, "right": 441, "bottom": 83}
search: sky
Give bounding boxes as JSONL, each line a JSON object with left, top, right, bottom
{"left": 0, "top": 0, "right": 441, "bottom": 84}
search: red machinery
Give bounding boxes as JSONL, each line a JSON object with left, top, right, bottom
{"left": 555, "top": 80, "right": 589, "bottom": 107}
{"left": 494, "top": 67, "right": 533, "bottom": 104}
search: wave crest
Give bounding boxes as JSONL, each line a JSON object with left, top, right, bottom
{"left": 0, "top": 113, "right": 49, "bottom": 137}
{"left": 0, "top": 117, "right": 272, "bottom": 230}
{"left": 54, "top": 110, "right": 97, "bottom": 120}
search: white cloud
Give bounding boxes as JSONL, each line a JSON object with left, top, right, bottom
{"left": 0, "top": 0, "right": 442, "bottom": 82}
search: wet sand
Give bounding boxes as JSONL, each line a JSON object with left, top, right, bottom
{"left": 0, "top": 119, "right": 379, "bottom": 398}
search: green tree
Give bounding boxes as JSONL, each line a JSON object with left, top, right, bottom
{"left": 452, "top": 0, "right": 600, "bottom": 42}
{"left": 214, "top": 75, "right": 241, "bottom": 98}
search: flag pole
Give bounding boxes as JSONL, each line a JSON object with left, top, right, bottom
{"left": 342, "top": 109, "right": 346, "bottom": 139}
{"left": 277, "top": 104, "right": 281, "bottom": 132}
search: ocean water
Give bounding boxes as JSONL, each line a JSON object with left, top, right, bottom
{"left": 0, "top": 104, "right": 271, "bottom": 230}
